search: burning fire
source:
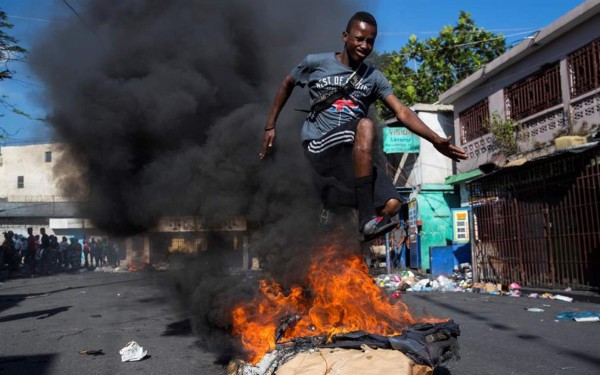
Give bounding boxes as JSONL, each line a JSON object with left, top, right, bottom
{"left": 232, "top": 245, "right": 445, "bottom": 364}
{"left": 127, "top": 261, "right": 150, "bottom": 272}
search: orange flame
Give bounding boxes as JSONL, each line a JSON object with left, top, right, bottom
{"left": 232, "top": 245, "right": 444, "bottom": 364}
{"left": 127, "top": 261, "right": 149, "bottom": 272}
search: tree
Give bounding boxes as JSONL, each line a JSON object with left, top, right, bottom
{"left": 0, "top": 8, "right": 28, "bottom": 127}
{"left": 377, "top": 11, "right": 506, "bottom": 118}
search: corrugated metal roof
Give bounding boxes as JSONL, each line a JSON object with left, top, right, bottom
{"left": 471, "top": 141, "right": 599, "bottom": 182}
{"left": 445, "top": 169, "right": 483, "bottom": 185}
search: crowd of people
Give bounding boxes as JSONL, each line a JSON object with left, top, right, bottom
{"left": 0, "top": 228, "right": 121, "bottom": 278}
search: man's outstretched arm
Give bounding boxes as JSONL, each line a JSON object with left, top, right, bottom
{"left": 260, "top": 74, "right": 296, "bottom": 159}
{"left": 383, "top": 94, "right": 468, "bottom": 162}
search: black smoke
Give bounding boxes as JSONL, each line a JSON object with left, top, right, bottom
{"left": 31, "top": 0, "right": 361, "bottom": 365}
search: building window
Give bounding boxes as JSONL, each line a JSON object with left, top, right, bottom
{"left": 169, "top": 238, "right": 186, "bottom": 253}
{"left": 505, "top": 62, "right": 562, "bottom": 121}
{"left": 17, "top": 176, "right": 24, "bottom": 189}
{"left": 568, "top": 38, "right": 600, "bottom": 98}
{"left": 45, "top": 151, "right": 52, "bottom": 163}
{"left": 459, "top": 99, "right": 489, "bottom": 145}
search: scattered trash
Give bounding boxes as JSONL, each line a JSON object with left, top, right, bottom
{"left": 525, "top": 308, "right": 544, "bottom": 312}
{"left": 119, "top": 341, "right": 148, "bottom": 362}
{"left": 391, "top": 291, "right": 402, "bottom": 299}
{"left": 574, "top": 316, "right": 599, "bottom": 322}
{"left": 372, "top": 268, "right": 582, "bottom": 303}
{"left": 553, "top": 295, "right": 573, "bottom": 302}
{"left": 79, "top": 349, "right": 104, "bottom": 356}
{"left": 556, "top": 312, "right": 600, "bottom": 321}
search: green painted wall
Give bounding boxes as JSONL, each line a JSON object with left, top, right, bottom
{"left": 416, "top": 187, "right": 459, "bottom": 271}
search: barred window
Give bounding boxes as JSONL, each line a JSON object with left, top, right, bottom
{"left": 568, "top": 39, "right": 600, "bottom": 98}
{"left": 505, "top": 62, "right": 562, "bottom": 120}
{"left": 45, "top": 151, "right": 52, "bottom": 163}
{"left": 17, "top": 176, "right": 24, "bottom": 189}
{"left": 459, "top": 99, "right": 489, "bottom": 144}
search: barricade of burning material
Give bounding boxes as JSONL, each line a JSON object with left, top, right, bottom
{"left": 229, "top": 246, "right": 460, "bottom": 375}
{"left": 229, "top": 318, "right": 459, "bottom": 375}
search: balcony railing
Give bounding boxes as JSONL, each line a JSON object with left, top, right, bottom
{"left": 505, "top": 63, "right": 562, "bottom": 121}
{"left": 568, "top": 39, "right": 600, "bottom": 98}
{"left": 459, "top": 99, "right": 489, "bottom": 145}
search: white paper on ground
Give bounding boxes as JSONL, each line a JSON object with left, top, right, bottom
{"left": 574, "top": 316, "right": 600, "bottom": 322}
{"left": 119, "top": 341, "right": 148, "bottom": 362}
{"left": 553, "top": 294, "right": 573, "bottom": 302}
{"left": 525, "top": 308, "right": 544, "bottom": 312}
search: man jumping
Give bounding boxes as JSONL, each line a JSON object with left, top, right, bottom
{"left": 260, "top": 11, "right": 467, "bottom": 241}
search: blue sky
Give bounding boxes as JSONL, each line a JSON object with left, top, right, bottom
{"left": 0, "top": 0, "right": 586, "bottom": 144}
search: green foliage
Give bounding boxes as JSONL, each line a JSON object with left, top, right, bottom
{"left": 376, "top": 11, "right": 506, "bottom": 118}
{"left": 1, "top": 9, "right": 26, "bottom": 78}
{"left": 484, "top": 112, "right": 521, "bottom": 155}
{"left": 0, "top": 8, "right": 29, "bottom": 124}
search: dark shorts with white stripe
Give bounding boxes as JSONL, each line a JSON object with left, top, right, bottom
{"left": 302, "top": 119, "right": 401, "bottom": 210}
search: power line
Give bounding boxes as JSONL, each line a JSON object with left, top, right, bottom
{"left": 379, "top": 27, "right": 540, "bottom": 36}
{"left": 388, "top": 30, "right": 538, "bottom": 58}
{"left": 6, "top": 15, "right": 55, "bottom": 23}
{"left": 61, "top": 0, "right": 98, "bottom": 38}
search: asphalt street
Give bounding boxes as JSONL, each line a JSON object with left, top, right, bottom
{"left": 1, "top": 270, "right": 599, "bottom": 375}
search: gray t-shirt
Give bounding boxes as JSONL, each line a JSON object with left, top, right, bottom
{"left": 291, "top": 52, "right": 393, "bottom": 141}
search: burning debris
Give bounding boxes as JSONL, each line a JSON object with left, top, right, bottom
{"left": 230, "top": 245, "right": 460, "bottom": 374}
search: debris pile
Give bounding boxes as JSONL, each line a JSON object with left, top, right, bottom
{"left": 229, "top": 247, "right": 461, "bottom": 375}
{"left": 374, "top": 268, "right": 577, "bottom": 302}
{"left": 230, "top": 320, "right": 460, "bottom": 375}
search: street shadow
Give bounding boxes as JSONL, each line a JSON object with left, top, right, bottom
{"left": 516, "top": 334, "right": 540, "bottom": 340}
{"left": 137, "top": 296, "right": 167, "bottom": 304}
{"left": 0, "top": 354, "right": 56, "bottom": 375}
{"left": 559, "top": 348, "right": 600, "bottom": 367}
{"left": 0, "top": 273, "right": 156, "bottom": 293}
{"left": 0, "top": 294, "right": 28, "bottom": 315}
{"left": 162, "top": 318, "right": 193, "bottom": 336}
{"left": 0, "top": 306, "right": 72, "bottom": 323}
{"left": 0, "top": 275, "right": 155, "bottom": 314}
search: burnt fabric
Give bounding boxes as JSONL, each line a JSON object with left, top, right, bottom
{"left": 320, "top": 320, "right": 460, "bottom": 368}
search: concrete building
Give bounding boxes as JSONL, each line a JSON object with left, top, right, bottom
{"left": 438, "top": 0, "right": 600, "bottom": 289}
{"left": 383, "top": 104, "right": 460, "bottom": 272}
{"left": 0, "top": 142, "right": 79, "bottom": 236}
{"left": 440, "top": 0, "right": 600, "bottom": 174}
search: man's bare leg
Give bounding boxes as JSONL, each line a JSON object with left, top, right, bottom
{"left": 352, "top": 118, "right": 399, "bottom": 240}
{"left": 353, "top": 117, "right": 376, "bottom": 230}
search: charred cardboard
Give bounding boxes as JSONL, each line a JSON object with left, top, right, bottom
{"left": 277, "top": 345, "right": 432, "bottom": 375}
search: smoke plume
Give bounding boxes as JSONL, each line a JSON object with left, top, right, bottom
{"left": 31, "top": 0, "right": 362, "bottom": 364}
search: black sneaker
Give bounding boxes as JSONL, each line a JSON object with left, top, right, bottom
{"left": 360, "top": 215, "right": 398, "bottom": 242}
